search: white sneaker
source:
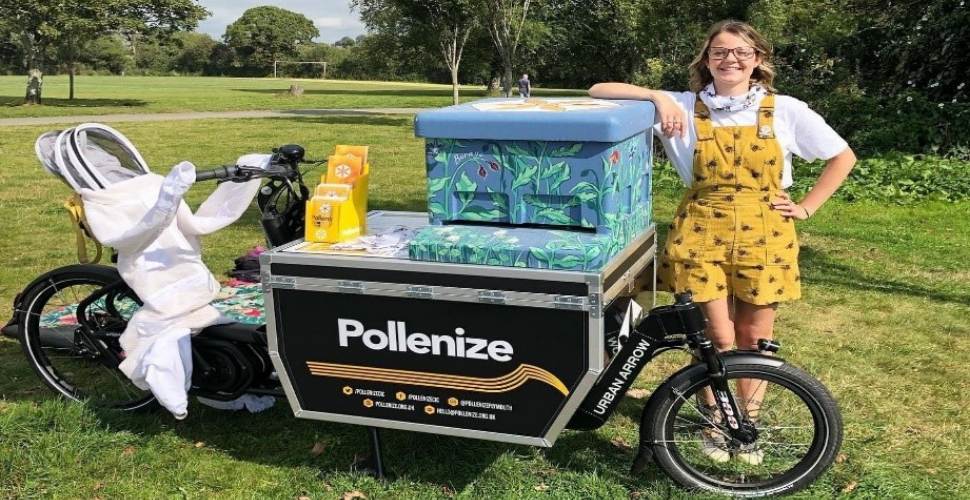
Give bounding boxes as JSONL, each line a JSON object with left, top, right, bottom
{"left": 699, "top": 428, "right": 730, "bottom": 463}
{"left": 735, "top": 442, "right": 764, "bottom": 465}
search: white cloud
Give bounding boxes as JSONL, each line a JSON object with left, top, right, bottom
{"left": 195, "top": 0, "right": 366, "bottom": 43}
{"left": 314, "top": 17, "right": 345, "bottom": 29}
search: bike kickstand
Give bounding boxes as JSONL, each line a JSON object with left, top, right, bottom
{"left": 360, "top": 426, "right": 387, "bottom": 480}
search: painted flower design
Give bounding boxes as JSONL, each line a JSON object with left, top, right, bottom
{"left": 446, "top": 235, "right": 461, "bottom": 242}
{"left": 610, "top": 150, "right": 620, "bottom": 164}
{"left": 334, "top": 164, "right": 352, "bottom": 179}
{"left": 471, "top": 98, "right": 621, "bottom": 112}
{"left": 478, "top": 166, "right": 487, "bottom": 178}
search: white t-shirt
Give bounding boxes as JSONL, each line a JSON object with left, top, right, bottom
{"left": 654, "top": 91, "right": 848, "bottom": 188}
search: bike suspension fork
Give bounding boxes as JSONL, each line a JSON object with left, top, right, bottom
{"left": 691, "top": 331, "right": 759, "bottom": 443}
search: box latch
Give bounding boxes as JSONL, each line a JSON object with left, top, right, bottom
{"left": 553, "top": 296, "right": 585, "bottom": 310}
{"left": 478, "top": 290, "right": 506, "bottom": 304}
{"left": 407, "top": 285, "right": 434, "bottom": 299}
{"left": 266, "top": 276, "right": 295, "bottom": 289}
{"left": 337, "top": 281, "right": 365, "bottom": 294}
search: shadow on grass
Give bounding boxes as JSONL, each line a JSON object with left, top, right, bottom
{"left": 100, "top": 404, "right": 508, "bottom": 488}
{"left": 0, "top": 96, "right": 148, "bottom": 108}
{"left": 86, "top": 394, "right": 668, "bottom": 491}
{"left": 799, "top": 245, "right": 970, "bottom": 304}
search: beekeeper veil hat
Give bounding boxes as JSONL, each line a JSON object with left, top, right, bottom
{"left": 35, "top": 123, "right": 151, "bottom": 191}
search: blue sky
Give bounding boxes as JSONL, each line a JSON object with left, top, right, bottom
{"left": 195, "top": 0, "right": 367, "bottom": 44}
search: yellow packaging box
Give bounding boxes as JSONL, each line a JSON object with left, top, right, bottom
{"left": 305, "top": 184, "right": 361, "bottom": 243}
{"left": 304, "top": 146, "right": 371, "bottom": 243}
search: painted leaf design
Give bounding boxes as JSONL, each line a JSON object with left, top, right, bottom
{"left": 551, "top": 143, "right": 582, "bottom": 157}
{"left": 460, "top": 206, "right": 503, "bottom": 221}
{"left": 551, "top": 163, "right": 572, "bottom": 191}
{"left": 506, "top": 144, "right": 530, "bottom": 157}
{"left": 555, "top": 254, "right": 585, "bottom": 268}
{"left": 511, "top": 164, "right": 539, "bottom": 190}
{"left": 487, "top": 187, "right": 509, "bottom": 210}
{"left": 427, "top": 177, "right": 448, "bottom": 193}
{"left": 455, "top": 172, "right": 477, "bottom": 192}
{"left": 428, "top": 202, "right": 445, "bottom": 216}
{"left": 535, "top": 208, "right": 579, "bottom": 225}
{"left": 530, "top": 247, "right": 551, "bottom": 263}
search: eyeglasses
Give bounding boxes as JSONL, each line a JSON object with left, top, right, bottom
{"left": 708, "top": 46, "right": 757, "bottom": 60}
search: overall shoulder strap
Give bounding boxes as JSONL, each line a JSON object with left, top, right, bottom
{"left": 757, "top": 94, "right": 776, "bottom": 139}
{"left": 693, "top": 95, "right": 714, "bottom": 141}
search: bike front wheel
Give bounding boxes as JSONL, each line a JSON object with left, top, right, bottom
{"left": 19, "top": 264, "right": 157, "bottom": 412}
{"left": 642, "top": 359, "right": 843, "bottom": 497}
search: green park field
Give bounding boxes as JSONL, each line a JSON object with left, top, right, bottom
{"left": 0, "top": 76, "right": 967, "bottom": 499}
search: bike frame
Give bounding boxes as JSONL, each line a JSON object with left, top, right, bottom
{"left": 568, "top": 294, "right": 766, "bottom": 445}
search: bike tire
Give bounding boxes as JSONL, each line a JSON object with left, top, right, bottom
{"left": 643, "top": 360, "right": 842, "bottom": 497}
{"left": 18, "top": 264, "right": 158, "bottom": 412}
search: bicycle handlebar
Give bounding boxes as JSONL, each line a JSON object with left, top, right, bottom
{"left": 194, "top": 161, "right": 297, "bottom": 183}
{"left": 194, "top": 165, "right": 240, "bottom": 182}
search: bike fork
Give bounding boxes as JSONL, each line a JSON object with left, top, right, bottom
{"left": 693, "top": 336, "right": 759, "bottom": 444}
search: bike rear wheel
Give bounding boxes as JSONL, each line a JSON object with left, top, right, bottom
{"left": 643, "top": 361, "right": 842, "bottom": 497}
{"left": 19, "top": 264, "right": 157, "bottom": 412}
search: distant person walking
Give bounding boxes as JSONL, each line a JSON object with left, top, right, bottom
{"left": 518, "top": 74, "right": 531, "bottom": 98}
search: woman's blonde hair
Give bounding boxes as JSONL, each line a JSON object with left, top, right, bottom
{"left": 688, "top": 20, "right": 776, "bottom": 93}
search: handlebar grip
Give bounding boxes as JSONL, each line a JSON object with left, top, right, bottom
{"left": 194, "top": 165, "right": 239, "bottom": 182}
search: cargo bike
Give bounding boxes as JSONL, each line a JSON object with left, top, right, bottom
{"left": 8, "top": 131, "right": 843, "bottom": 498}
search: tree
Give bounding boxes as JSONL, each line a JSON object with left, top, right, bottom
{"left": 172, "top": 32, "right": 218, "bottom": 75}
{"left": 224, "top": 6, "right": 319, "bottom": 76}
{"left": 334, "top": 36, "right": 357, "bottom": 47}
{"left": 474, "top": 0, "right": 533, "bottom": 97}
{"left": 0, "top": 0, "right": 208, "bottom": 103}
{"left": 845, "top": 0, "right": 970, "bottom": 102}
{"left": 354, "top": 0, "right": 478, "bottom": 104}
{"left": 529, "top": 0, "right": 639, "bottom": 88}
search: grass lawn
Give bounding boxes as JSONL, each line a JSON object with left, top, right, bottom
{"left": 0, "top": 92, "right": 968, "bottom": 499}
{"left": 0, "top": 75, "right": 585, "bottom": 119}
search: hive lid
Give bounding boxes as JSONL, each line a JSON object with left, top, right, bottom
{"left": 414, "top": 98, "right": 656, "bottom": 142}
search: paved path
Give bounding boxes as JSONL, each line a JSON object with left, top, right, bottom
{"left": 0, "top": 108, "right": 426, "bottom": 127}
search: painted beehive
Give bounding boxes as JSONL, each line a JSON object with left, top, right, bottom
{"left": 409, "top": 97, "right": 656, "bottom": 271}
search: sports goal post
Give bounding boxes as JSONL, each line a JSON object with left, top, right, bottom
{"left": 273, "top": 61, "right": 328, "bottom": 79}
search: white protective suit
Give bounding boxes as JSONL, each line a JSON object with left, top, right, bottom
{"left": 80, "top": 154, "right": 267, "bottom": 418}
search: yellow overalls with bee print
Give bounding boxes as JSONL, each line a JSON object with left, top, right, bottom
{"left": 658, "top": 94, "right": 801, "bottom": 305}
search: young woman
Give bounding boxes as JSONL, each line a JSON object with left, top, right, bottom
{"left": 590, "top": 20, "right": 856, "bottom": 464}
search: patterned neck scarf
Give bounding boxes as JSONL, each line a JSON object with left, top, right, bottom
{"left": 699, "top": 83, "right": 768, "bottom": 112}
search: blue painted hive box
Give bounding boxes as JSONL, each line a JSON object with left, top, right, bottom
{"left": 409, "top": 97, "right": 656, "bottom": 271}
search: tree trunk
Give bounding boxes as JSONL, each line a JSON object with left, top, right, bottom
{"left": 502, "top": 67, "right": 514, "bottom": 98}
{"left": 486, "top": 71, "right": 502, "bottom": 97}
{"left": 451, "top": 67, "right": 460, "bottom": 105}
{"left": 69, "top": 40, "right": 76, "bottom": 100}
{"left": 25, "top": 69, "right": 43, "bottom": 105}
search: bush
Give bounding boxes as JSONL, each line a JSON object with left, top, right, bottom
{"left": 812, "top": 90, "right": 970, "bottom": 158}
{"left": 653, "top": 153, "right": 970, "bottom": 205}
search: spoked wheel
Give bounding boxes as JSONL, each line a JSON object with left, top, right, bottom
{"left": 643, "top": 361, "right": 842, "bottom": 497}
{"left": 19, "top": 264, "right": 157, "bottom": 412}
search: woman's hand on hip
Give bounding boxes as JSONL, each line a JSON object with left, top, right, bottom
{"left": 770, "top": 191, "right": 811, "bottom": 220}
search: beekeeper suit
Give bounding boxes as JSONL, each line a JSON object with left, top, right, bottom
{"left": 35, "top": 123, "right": 266, "bottom": 419}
